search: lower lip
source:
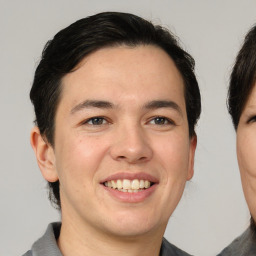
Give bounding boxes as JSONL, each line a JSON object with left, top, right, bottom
{"left": 101, "top": 184, "right": 157, "bottom": 203}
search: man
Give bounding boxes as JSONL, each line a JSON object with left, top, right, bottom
{"left": 24, "top": 12, "right": 201, "bottom": 256}
{"left": 218, "top": 25, "right": 256, "bottom": 255}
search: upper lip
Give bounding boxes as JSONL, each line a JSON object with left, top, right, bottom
{"left": 100, "top": 172, "right": 159, "bottom": 184}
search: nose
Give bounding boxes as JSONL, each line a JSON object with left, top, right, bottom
{"left": 110, "top": 125, "right": 153, "bottom": 164}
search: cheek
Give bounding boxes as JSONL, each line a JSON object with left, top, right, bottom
{"left": 54, "top": 133, "right": 109, "bottom": 185}
{"left": 237, "top": 131, "right": 256, "bottom": 179}
{"left": 154, "top": 134, "right": 190, "bottom": 218}
{"left": 155, "top": 133, "right": 190, "bottom": 180}
{"left": 237, "top": 131, "right": 256, "bottom": 218}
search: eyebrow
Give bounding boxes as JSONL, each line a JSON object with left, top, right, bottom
{"left": 71, "top": 100, "right": 114, "bottom": 114}
{"left": 70, "top": 99, "right": 183, "bottom": 116}
{"left": 143, "top": 100, "right": 183, "bottom": 116}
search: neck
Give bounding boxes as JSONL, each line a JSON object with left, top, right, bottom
{"left": 57, "top": 215, "right": 164, "bottom": 256}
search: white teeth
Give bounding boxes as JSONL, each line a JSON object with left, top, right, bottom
{"left": 145, "top": 180, "right": 150, "bottom": 188}
{"left": 111, "top": 180, "right": 117, "bottom": 189}
{"left": 131, "top": 179, "right": 140, "bottom": 190}
{"left": 117, "top": 179, "right": 122, "bottom": 189}
{"left": 123, "top": 179, "right": 131, "bottom": 190}
{"left": 104, "top": 179, "right": 152, "bottom": 192}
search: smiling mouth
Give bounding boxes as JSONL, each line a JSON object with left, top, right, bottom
{"left": 103, "top": 179, "right": 153, "bottom": 193}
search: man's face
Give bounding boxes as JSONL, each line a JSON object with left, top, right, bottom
{"left": 42, "top": 45, "right": 196, "bottom": 238}
{"left": 237, "top": 83, "right": 256, "bottom": 222}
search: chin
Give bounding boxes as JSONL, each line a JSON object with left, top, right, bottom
{"left": 102, "top": 214, "right": 164, "bottom": 238}
{"left": 105, "top": 225, "right": 158, "bottom": 238}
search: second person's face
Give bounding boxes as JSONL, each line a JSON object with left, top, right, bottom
{"left": 237, "top": 83, "right": 256, "bottom": 222}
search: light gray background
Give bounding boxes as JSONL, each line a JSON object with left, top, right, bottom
{"left": 1, "top": 1, "right": 256, "bottom": 255}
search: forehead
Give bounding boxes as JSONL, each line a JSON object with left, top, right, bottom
{"left": 59, "top": 45, "right": 185, "bottom": 110}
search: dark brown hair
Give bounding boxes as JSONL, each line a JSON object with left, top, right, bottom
{"left": 228, "top": 25, "right": 256, "bottom": 129}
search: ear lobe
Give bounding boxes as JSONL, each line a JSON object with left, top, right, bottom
{"left": 187, "top": 134, "right": 197, "bottom": 181}
{"left": 30, "top": 127, "right": 59, "bottom": 182}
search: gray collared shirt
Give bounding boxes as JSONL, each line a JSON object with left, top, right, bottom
{"left": 217, "top": 228, "right": 256, "bottom": 256}
{"left": 22, "top": 222, "right": 192, "bottom": 256}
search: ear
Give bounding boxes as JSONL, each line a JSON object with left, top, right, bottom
{"left": 186, "top": 134, "right": 197, "bottom": 181}
{"left": 30, "top": 126, "right": 59, "bottom": 182}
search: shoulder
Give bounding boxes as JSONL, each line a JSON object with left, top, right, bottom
{"left": 21, "top": 222, "right": 62, "bottom": 256}
{"left": 22, "top": 251, "right": 32, "bottom": 256}
{"left": 217, "top": 228, "right": 256, "bottom": 256}
{"left": 161, "top": 237, "right": 192, "bottom": 256}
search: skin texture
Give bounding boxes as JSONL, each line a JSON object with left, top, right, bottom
{"left": 237, "top": 83, "right": 256, "bottom": 223}
{"left": 31, "top": 45, "right": 197, "bottom": 256}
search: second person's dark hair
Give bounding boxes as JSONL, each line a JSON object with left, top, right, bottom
{"left": 228, "top": 25, "right": 256, "bottom": 129}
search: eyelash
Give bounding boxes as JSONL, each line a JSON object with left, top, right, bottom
{"left": 148, "top": 116, "right": 175, "bottom": 125}
{"left": 247, "top": 116, "right": 256, "bottom": 123}
{"left": 83, "top": 117, "right": 109, "bottom": 126}
{"left": 81, "top": 116, "right": 175, "bottom": 127}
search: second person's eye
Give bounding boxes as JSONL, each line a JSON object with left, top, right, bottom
{"left": 247, "top": 115, "right": 256, "bottom": 124}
